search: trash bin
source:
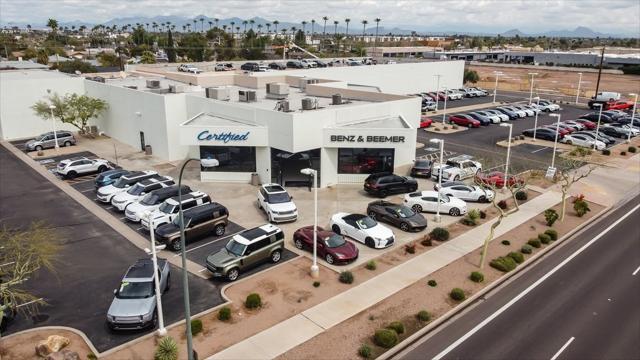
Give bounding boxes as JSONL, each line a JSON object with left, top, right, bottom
{"left": 251, "top": 173, "right": 260, "bottom": 186}
{"left": 144, "top": 145, "right": 152, "bottom": 155}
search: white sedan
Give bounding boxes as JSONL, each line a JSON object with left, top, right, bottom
{"left": 403, "top": 191, "right": 467, "bottom": 216}
{"left": 561, "top": 134, "right": 606, "bottom": 150}
{"left": 436, "top": 184, "right": 495, "bottom": 203}
{"left": 329, "top": 213, "right": 395, "bottom": 249}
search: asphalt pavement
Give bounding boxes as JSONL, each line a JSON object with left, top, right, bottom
{"left": 395, "top": 193, "right": 640, "bottom": 360}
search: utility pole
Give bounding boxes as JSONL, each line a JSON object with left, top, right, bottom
{"left": 593, "top": 46, "right": 605, "bottom": 99}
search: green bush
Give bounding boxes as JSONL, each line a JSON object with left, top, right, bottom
{"left": 569, "top": 147, "right": 592, "bottom": 157}
{"left": 621, "top": 151, "right": 627, "bottom": 156}
{"left": 515, "top": 191, "right": 528, "bottom": 201}
{"left": 421, "top": 237, "right": 433, "bottom": 246}
{"left": 417, "top": 310, "right": 431, "bottom": 322}
{"left": 450, "top": 288, "right": 466, "bottom": 301}
{"left": 374, "top": 328, "right": 399, "bottom": 348}
{"left": 574, "top": 199, "right": 591, "bottom": 217}
{"left": 313, "top": 281, "right": 321, "bottom": 288}
{"left": 405, "top": 243, "right": 416, "bottom": 254}
{"left": 245, "top": 293, "right": 262, "bottom": 309}
{"left": 498, "top": 200, "right": 508, "bottom": 210}
{"left": 469, "top": 271, "right": 484, "bottom": 283}
{"left": 501, "top": 240, "right": 511, "bottom": 246}
{"left": 460, "top": 217, "right": 477, "bottom": 226}
{"left": 87, "top": 354, "right": 97, "bottom": 360}
{"left": 467, "top": 209, "right": 481, "bottom": 224}
{"left": 365, "top": 260, "right": 377, "bottom": 270}
{"left": 386, "top": 321, "right": 405, "bottom": 334}
{"left": 490, "top": 256, "right": 517, "bottom": 272}
{"left": 521, "top": 244, "right": 533, "bottom": 254}
{"left": 544, "top": 209, "right": 559, "bottom": 226}
{"left": 508, "top": 251, "right": 525, "bottom": 264}
{"left": 190, "top": 319, "right": 203, "bottom": 336}
{"left": 430, "top": 227, "right": 450, "bottom": 241}
{"left": 358, "top": 344, "right": 372, "bottom": 358}
{"left": 339, "top": 271, "right": 354, "bottom": 284}
{"left": 427, "top": 279, "right": 437, "bottom": 287}
{"left": 629, "top": 146, "right": 637, "bottom": 153}
{"left": 602, "top": 149, "right": 611, "bottom": 156}
{"left": 528, "top": 238, "right": 542, "bottom": 248}
{"left": 538, "top": 233, "right": 551, "bottom": 244}
{"left": 154, "top": 336, "right": 178, "bottom": 360}
{"left": 544, "top": 229, "right": 558, "bottom": 241}
{"left": 218, "top": 306, "right": 231, "bottom": 321}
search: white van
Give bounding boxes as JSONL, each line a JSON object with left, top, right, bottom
{"left": 593, "top": 92, "right": 621, "bottom": 102}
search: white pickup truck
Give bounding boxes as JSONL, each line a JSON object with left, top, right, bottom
{"left": 431, "top": 155, "right": 482, "bottom": 182}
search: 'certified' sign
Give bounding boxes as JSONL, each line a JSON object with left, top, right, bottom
{"left": 197, "top": 131, "right": 250, "bottom": 143}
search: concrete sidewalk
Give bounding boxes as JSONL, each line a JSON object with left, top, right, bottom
{"left": 208, "top": 191, "right": 561, "bottom": 360}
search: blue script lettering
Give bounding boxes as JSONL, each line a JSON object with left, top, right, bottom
{"left": 197, "top": 131, "right": 250, "bottom": 143}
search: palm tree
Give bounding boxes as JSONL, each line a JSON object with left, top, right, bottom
{"left": 266, "top": 22, "right": 271, "bottom": 34}
{"left": 273, "top": 20, "right": 279, "bottom": 37}
{"left": 145, "top": 23, "right": 149, "bottom": 32}
{"left": 166, "top": 21, "right": 172, "bottom": 32}
{"left": 257, "top": 23, "right": 263, "bottom": 36}
{"left": 249, "top": 19, "right": 255, "bottom": 31}
{"left": 301, "top": 21, "right": 307, "bottom": 35}
{"left": 46, "top": 18, "right": 58, "bottom": 33}
{"left": 182, "top": 25, "right": 186, "bottom": 32}
{"left": 222, "top": 24, "right": 227, "bottom": 33}
{"left": 208, "top": 21, "right": 213, "bottom": 30}
{"left": 200, "top": 17, "right": 204, "bottom": 32}
{"left": 311, "top": 19, "right": 316, "bottom": 38}
{"left": 374, "top": 18, "right": 381, "bottom": 48}
{"left": 230, "top": 21, "right": 235, "bottom": 34}
{"left": 214, "top": 18, "right": 219, "bottom": 29}
{"left": 333, "top": 20, "right": 339, "bottom": 36}
{"left": 186, "top": 23, "right": 191, "bottom": 32}
{"left": 26, "top": 24, "right": 31, "bottom": 32}
{"left": 361, "top": 19, "right": 368, "bottom": 38}
{"left": 242, "top": 20, "right": 248, "bottom": 34}
{"left": 322, "top": 16, "right": 328, "bottom": 37}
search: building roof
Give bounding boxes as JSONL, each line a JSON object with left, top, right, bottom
{"left": 181, "top": 112, "right": 261, "bottom": 127}
{"left": 0, "top": 69, "right": 73, "bottom": 80}
{"left": 338, "top": 116, "right": 410, "bottom": 129}
{"left": 0, "top": 60, "right": 48, "bottom": 70}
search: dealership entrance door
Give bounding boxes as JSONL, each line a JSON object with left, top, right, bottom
{"left": 271, "top": 148, "right": 321, "bottom": 187}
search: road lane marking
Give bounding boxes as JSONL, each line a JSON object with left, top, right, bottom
{"left": 550, "top": 337, "right": 575, "bottom": 360}
{"left": 633, "top": 265, "right": 640, "bottom": 276}
{"left": 432, "top": 203, "right": 640, "bottom": 360}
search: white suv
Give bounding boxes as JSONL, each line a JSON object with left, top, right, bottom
{"left": 56, "top": 157, "right": 111, "bottom": 178}
{"left": 432, "top": 155, "right": 482, "bottom": 182}
{"left": 125, "top": 185, "right": 191, "bottom": 222}
{"left": 257, "top": 184, "right": 298, "bottom": 223}
{"left": 178, "top": 64, "right": 202, "bottom": 74}
{"left": 110, "top": 176, "right": 174, "bottom": 211}
{"left": 141, "top": 191, "right": 211, "bottom": 229}
{"left": 96, "top": 171, "right": 158, "bottom": 203}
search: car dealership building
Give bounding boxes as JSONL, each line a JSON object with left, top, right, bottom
{"left": 0, "top": 60, "right": 463, "bottom": 187}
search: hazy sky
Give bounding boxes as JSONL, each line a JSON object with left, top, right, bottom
{"left": 1, "top": 0, "right": 639, "bottom": 35}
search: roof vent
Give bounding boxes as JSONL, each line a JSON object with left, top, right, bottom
{"left": 332, "top": 94, "right": 343, "bottom": 105}
{"left": 301, "top": 97, "right": 318, "bottom": 110}
{"left": 206, "top": 87, "right": 230, "bottom": 101}
{"left": 239, "top": 90, "right": 257, "bottom": 102}
{"left": 275, "top": 100, "right": 290, "bottom": 112}
{"left": 146, "top": 79, "right": 160, "bottom": 89}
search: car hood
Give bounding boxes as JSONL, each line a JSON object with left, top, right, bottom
{"left": 405, "top": 213, "right": 428, "bottom": 227}
{"left": 108, "top": 296, "right": 155, "bottom": 318}
{"left": 329, "top": 241, "right": 359, "bottom": 258}
{"left": 98, "top": 185, "right": 121, "bottom": 195}
{"left": 267, "top": 202, "right": 297, "bottom": 212}
{"left": 128, "top": 202, "right": 156, "bottom": 214}
{"left": 25, "top": 140, "right": 38, "bottom": 147}
{"left": 447, "top": 197, "right": 467, "bottom": 207}
{"left": 367, "top": 224, "right": 394, "bottom": 239}
{"left": 207, "top": 248, "right": 237, "bottom": 266}
{"left": 155, "top": 222, "right": 180, "bottom": 238}
{"left": 112, "top": 192, "right": 138, "bottom": 202}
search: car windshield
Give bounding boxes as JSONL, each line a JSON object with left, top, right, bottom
{"left": 158, "top": 202, "right": 177, "bottom": 214}
{"left": 225, "top": 239, "right": 246, "bottom": 256}
{"left": 112, "top": 178, "right": 128, "bottom": 189}
{"left": 356, "top": 217, "right": 377, "bottom": 229}
{"left": 35, "top": 135, "right": 46, "bottom": 141}
{"left": 268, "top": 192, "right": 291, "bottom": 204}
{"left": 324, "top": 234, "right": 346, "bottom": 248}
{"left": 415, "top": 160, "right": 431, "bottom": 168}
{"left": 116, "top": 281, "right": 154, "bottom": 299}
{"left": 172, "top": 216, "right": 190, "bottom": 227}
{"left": 395, "top": 207, "right": 415, "bottom": 218}
{"left": 141, "top": 193, "right": 159, "bottom": 205}
{"left": 127, "top": 184, "right": 145, "bottom": 195}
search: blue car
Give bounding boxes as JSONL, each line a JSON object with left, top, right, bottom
{"left": 95, "top": 169, "right": 129, "bottom": 189}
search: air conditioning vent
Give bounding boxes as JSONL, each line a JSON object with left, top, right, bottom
{"left": 266, "top": 82, "right": 289, "bottom": 99}
{"left": 301, "top": 98, "right": 318, "bottom": 110}
{"left": 146, "top": 79, "right": 160, "bottom": 89}
{"left": 206, "top": 87, "right": 230, "bottom": 101}
{"left": 275, "top": 100, "right": 290, "bottom": 112}
{"left": 239, "top": 90, "right": 257, "bottom": 102}
{"left": 332, "top": 94, "right": 343, "bottom": 105}
{"left": 298, "top": 78, "right": 318, "bottom": 90}
{"left": 169, "top": 84, "right": 186, "bottom": 93}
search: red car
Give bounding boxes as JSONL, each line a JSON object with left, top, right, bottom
{"left": 449, "top": 114, "right": 481, "bottom": 128}
{"left": 543, "top": 125, "right": 569, "bottom": 137}
{"left": 475, "top": 171, "right": 524, "bottom": 188}
{"left": 606, "top": 101, "right": 634, "bottom": 110}
{"left": 420, "top": 116, "right": 434, "bottom": 128}
{"left": 293, "top": 226, "right": 359, "bottom": 265}
{"left": 574, "top": 119, "right": 597, "bottom": 130}
{"left": 428, "top": 92, "right": 446, "bottom": 101}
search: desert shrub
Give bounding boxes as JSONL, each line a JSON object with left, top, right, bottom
{"left": 515, "top": 190, "right": 528, "bottom": 201}
{"left": 421, "top": 237, "right": 433, "bottom": 246}
{"left": 386, "top": 321, "right": 405, "bottom": 334}
{"left": 629, "top": 146, "right": 637, "bottom": 153}
{"left": 544, "top": 229, "right": 558, "bottom": 241}
{"left": 427, "top": 279, "right": 437, "bottom": 287}
{"left": 460, "top": 217, "right": 476, "bottom": 226}
{"left": 87, "top": 354, "right": 97, "bottom": 360}
{"left": 544, "top": 209, "right": 559, "bottom": 226}
{"left": 621, "top": 151, "right": 627, "bottom": 156}
{"left": 430, "top": 227, "right": 450, "bottom": 241}
{"left": 479, "top": 210, "right": 487, "bottom": 219}
{"left": 435, "top": 127, "right": 441, "bottom": 131}
{"left": 339, "top": 271, "right": 354, "bottom": 284}
{"left": 469, "top": 271, "right": 484, "bottom": 283}
{"left": 452, "top": 125, "right": 459, "bottom": 129}
{"left": 490, "top": 256, "right": 517, "bottom": 272}
{"left": 501, "top": 240, "right": 511, "bottom": 246}
{"left": 528, "top": 238, "right": 542, "bottom": 248}
{"left": 358, "top": 344, "right": 372, "bottom": 358}
{"left": 521, "top": 244, "right": 533, "bottom": 254}
{"left": 218, "top": 306, "right": 231, "bottom": 321}
{"left": 443, "top": 125, "right": 449, "bottom": 130}
{"left": 374, "top": 329, "right": 399, "bottom": 348}
{"left": 574, "top": 199, "right": 591, "bottom": 217}
{"left": 461, "top": 209, "right": 481, "bottom": 226}
{"left": 417, "top": 310, "right": 431, "bottom": 322}
{"left": 405, "top": 243, "right": 416, "bottom": 254}
{"left": 508, "top": 251, "right": 525, "bottom": 264}
{"left": 538, "top": 233, "right": 551, "bottom": 244}
{"left": 602, "top": 149, "right": 611, "bottom": 156}
{"left": 245, "top": 293, "right": 262, "bottom": 309}
{"left": 569, "top": 147, "right": 592, "bottom": 157}
{"left": 450, "top": 288, "right": 466, "bottom": 301}
{"left": 497, "top": 200, "right": 508, "bottom": 210}
{"left": 365, "top": 260, "right": 377, "bottom": 270}
{"left": 313, "top": 281, "right": 320, "bottom": 288}
{"left": 190, "top": 319, "right": 203, "bottom": 336}
{"left": 155, "top": 336, "right": 178, "bottom": 360}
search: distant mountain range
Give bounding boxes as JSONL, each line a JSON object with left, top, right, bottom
{"left": 0, "top": 16, "right": 629, "bottom": 38}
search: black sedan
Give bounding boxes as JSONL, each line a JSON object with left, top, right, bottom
{"left": 579, "top": 113, "right": 614, "bottom": 123}
{"left": 410, "top": 159, "right": 433, "bottom": 178}
{"left": 366, "top": 200, "right": 427, "bottom": 232}
{"left": 522, "top": 128, "right": 560, "bottom": 141}
{"left": 268, "top": 62, "right": 286, "bottom": 70}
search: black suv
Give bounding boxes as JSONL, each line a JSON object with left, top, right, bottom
{"left": 410, "top": 159, "right": 433, "bottom": 178}
{"left": 366, "top": 200, "right": 427, "bottom": 232}
{"left": 286, "top": 60, "right": 305, "bottom": 69}
{"left": 240, "top": 62, "right": 260, "bottom": 71}
{"left": 364, "top": 173, "right": 418, "bottom": 198}
{"left": 155, "top": 202, "right": 229, "bottom": 251}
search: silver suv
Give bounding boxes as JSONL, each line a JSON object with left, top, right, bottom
{"left": 25, "top": 131, "right": 76, "bottom": 151}
{"left": 106, "top": 258, "right": 170, "bottom": 330}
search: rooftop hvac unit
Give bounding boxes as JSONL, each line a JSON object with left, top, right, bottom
{"left": 86, "top": 125, "right": 99, "bottom": 134}
{"left": 206, "top": 87, "right": 230, "bottom": 101}
{"left": 332, "top": 94, "right": 343, "bottom": 105}
{"left": 169, "top": 84, "right": 186, "bottom": 93}
{"left": 275, "top": 100, "right": 290, "bottom": 112}
{"left": 301, "top": 98, "right": 318, "bottom": 110}
{"left": 238, "top": 90, "right": 257, "bottom": 102}
{"left": 298, "top": 78, "right": 318, "bottom": 90}
{"left": 146, "top": 79, "right": 161, "bottom": 89}
{"left": 266, "top": 82, "right": 289, "bottom": 99}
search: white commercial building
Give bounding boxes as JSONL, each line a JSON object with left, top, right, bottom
{"left": 0, "top": 60, "right": 463, "bottom": 187}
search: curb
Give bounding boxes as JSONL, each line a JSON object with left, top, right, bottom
{"left": 378, "top": 201, "right": 615, "bottom": 360}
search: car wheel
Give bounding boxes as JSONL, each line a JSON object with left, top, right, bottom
{"left": 454, "top": 175, "right": 460, "bottom": 181}
{"left": 468, "top": 124, "right": 473, "bottom": 128}
{"left": 332, "top": 224, "right": 341, "bottom": 234}
{"left": 365, "top": 237, "right": 375, "bottom": 248}
{"left": 400, "top": 222, "right": 410, "bottom": 232}
{"left": 151, "top": 310, "right": 158, "bottom": 328}
{"left": 565, "top": 140, "right": 572, "bottom": 145}
{"left": 170, "top": 239, "right": 181, "bottom": 251}
{"left": 325, "top": 253, "right": 334, "bottom": 264}
{"left": 165, "top": 274, "right": 171, "bottom": 292}
{"left": 379, "top": 190, "right": 388, "bottom": 198}
{"left": 35, "top": 145, "right": 43, "bottom": 151}
{"left": 64, "top": 141, "right": 71, "bottom": 147}
{"left": 227, "top": 268, "right": 240, "bottom": 281}
{"left": 67, "top": 171, "right": 77, "bottom": 179}
{"left": 368, "top": 211, "right": 377, "bottom": 219}
{"left": 294, "top": 238, "right": 303, "bottom": 249}
{"left": 214, "top": 224, "right": 226, "bottom": 236}
{"left": 478, "top": 195, "right": 487, "bottom": 203}
{"left": 412, "top": 204, "right": 423, "bottom": 212}
{"left": 271, "top": 250, "right": 282, "bottom": 263}
{"left": 449, "top": 208, "right": 461, "bottom": 216}
{"left": 98, "top": 165, "right": 107, "bottom": 173}
{"left": 410, "top": 185, "right": 418, "bottom": 192}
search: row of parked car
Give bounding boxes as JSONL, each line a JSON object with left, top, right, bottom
{"left": 443, "top": 100, "right": 560, "bottom": 128}
{"left": 414, "top": 87, "right": 489, "bottom": 112}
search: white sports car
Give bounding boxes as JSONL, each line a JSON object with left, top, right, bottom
{"left": 329, "top": 213, "right": 395, "bottom": 249}
{"left": 403, "top": 191, "right": 468, "bottom": 216}
{"left": 436, "top": 184, "right": 495, "bottom": 203}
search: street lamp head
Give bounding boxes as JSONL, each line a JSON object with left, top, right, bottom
{"left": 300, "top": 168, "right": 316, "bottom": 176}
{"left": 500, "top": 123, "right": 512, "bottom": 128}
{"left": 528, "top": 72, "right": 538, "bottom": 76}
{"left": 549, "top": 113, "right": 561, "bottom": 118}
{"left": 533, "top": 96, "right": 540, "bottom": 100}
{"left": 429, "top": 138, "right": 442, "bottom": 144}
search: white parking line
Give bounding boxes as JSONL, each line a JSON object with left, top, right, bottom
{"left": 550, "top": 337, "right": 575, "bottom": 360}
{"left": 632, "top": 265, "right": 640, "bottom": 276}
{"left": 531, "top": 147, "right": 549, "bottom": 153}
{"left": 105, "top": 206, "right": 114, "bottom": 210}
{"left": 198, "top": 268, "right": 208, "bottom": 273}
{"left": 174, "top": 229, "right": 245, "bottom": 257}
{"left": 136, "top": 226, "right": 145, "bottom": 231}
{"left": 118, "top": 217, "right": 126, "bottom": 220}
{"left": 80, "top": 188, "right": 95, "bottom": 193}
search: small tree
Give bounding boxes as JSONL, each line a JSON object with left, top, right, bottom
{"left": 464, "top": 68, "right": 480, "bottom": 84}
{"left": 140, "top": 50, "right": 157, "bottom": 64}
{"left": 32, "top": 92, "right": 108, "bottom": 134}
{"left": 555, "top": 160, "right": 596, "bottom": 222}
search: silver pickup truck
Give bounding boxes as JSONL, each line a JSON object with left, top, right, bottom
{"left": 106, "top": 258, "right": 170, "bottom": 331}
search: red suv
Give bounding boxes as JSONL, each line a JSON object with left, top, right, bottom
{"left": 449, "top": 114, "right": 480, "bottom": 128}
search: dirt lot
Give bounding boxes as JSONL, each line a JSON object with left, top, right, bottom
{"left": 278, "top": 198, "right": 605, "bottom": 360}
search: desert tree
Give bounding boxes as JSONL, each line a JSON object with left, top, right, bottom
{"left": 555, "top": 158, "right": 596, "bottom": 222}
{"left": 32, "top": 92, "right": 108, "bottom": 134}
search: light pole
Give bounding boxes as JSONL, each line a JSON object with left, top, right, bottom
{"left": 49, "top": 105, "right": 59, "bottom": 150}
{"left": 627, "top": 93, "right": 638, "bottom": 143}
{"left": 528, "top": 72, "right": 538, "bottom": 104}
{"left": 430, "top": 138, "right": 444, "bottom": 223}
{"left": 532, "top": 96, "right": 541, "bottom": 141}
{"left": 549, "top": 113, "right": 562, "bottom": 169}
{"left": 441, "top": 87, "right": 448, "bottom": 124}
{"left": 492, "top": 71, "right": 503, "bottom": 103}
{"left": 500, "top": 123, "right": 513, "bottom": 186}
{"left": 575, "top": 72, "right": 583, "bottom": 104}
{"left": 144, "top": 212, "right": 167, "bottom": 336}
{"left": 593, "top": 103, "right": 603, "bottom": 150}
{"left": 433, "top": 74, "right": 442, "bottom": 111}
{"left": 300, "top": 168, "right": 319, "bottom": 278}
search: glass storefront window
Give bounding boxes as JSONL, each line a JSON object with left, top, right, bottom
{"left": 200, "top": 146, "right": 256, "bottom": 172}
{"left": 338, "top": 148, "right": 394, "bottom": 174}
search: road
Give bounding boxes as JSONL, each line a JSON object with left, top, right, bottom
{"left": 395, "top": 193, "right": 640, "bottom": 360}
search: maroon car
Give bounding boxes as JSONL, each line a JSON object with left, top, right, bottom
{"left": 449, "top": 114, "right": 481, "bottom": 128}
{"left": 293, "top": 226, "right": 359, "bottom": 265}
